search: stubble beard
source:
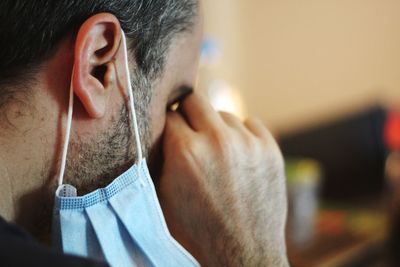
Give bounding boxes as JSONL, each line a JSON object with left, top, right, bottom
{"left": 23, "top": 70, "right": 154, "bottom": 243}
{"left": 65, "top": 71, "right": 153, "bottom": 195}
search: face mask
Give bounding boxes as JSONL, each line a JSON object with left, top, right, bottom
{"left": 52, "top": 31, "right": 200, "bottom": 267}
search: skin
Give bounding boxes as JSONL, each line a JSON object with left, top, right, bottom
{"left": 159, "top": 95, "right": 289, "bottom": 266}
{"left": 0, "top": 12, "right": 202, "bottom": 240}
{"left": 0, "top": 2, "right": 289, "bottom": 266}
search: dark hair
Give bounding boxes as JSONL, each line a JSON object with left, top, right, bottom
{"left": 0, "top": 0, "right": 197, "bottom": 87}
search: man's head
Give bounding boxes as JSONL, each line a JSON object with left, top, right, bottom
{"left": 0, "top": 0, "right": 203, "bottom": 230}
{"left": 0, "top": 0, "right": 199, "bottom": 84}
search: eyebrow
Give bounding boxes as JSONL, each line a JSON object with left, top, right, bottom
{"left": 168, "top": 85, "right": 194, "bottom": 107}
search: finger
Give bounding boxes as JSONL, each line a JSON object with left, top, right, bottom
{"left": 244, "top": 118, "right": 271, "bottom": 140}
{"left": 179, "top": 93, "right": 222, "bottom": 131}
{"left": 164, "top": 111, "right": 194, "bottom": 141}
{"left": 163, "top": 112, "right": 194, "bottom": 159}
{"left": 219, "top": 111, "right": 250, "bottom": 133}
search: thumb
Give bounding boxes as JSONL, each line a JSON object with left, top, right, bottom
{"left": 163, "top": 111, "right": 194, "bottom": 155}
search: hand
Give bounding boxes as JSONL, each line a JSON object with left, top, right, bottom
{"left": 158, "top": 93, "right": 288, "bottom": 267}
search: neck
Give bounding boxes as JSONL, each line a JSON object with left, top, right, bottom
{"left": 0, "top": 94, "right": 59, "bottom": 243}
{"left": 0, "top": 155, "right": 15, "bottom": 222}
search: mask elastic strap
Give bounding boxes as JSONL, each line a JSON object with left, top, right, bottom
{"left": 57, "top": 31, "right": 144, "bottom": 187}
{"left": 57, "top": 68, "right": 75, "bottom": 187}
{"left": 121, "top": 31, "right": 143, "bottom": 165}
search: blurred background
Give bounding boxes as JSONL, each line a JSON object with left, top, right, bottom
{"left": 200, "top": 0, "right": 400, "bottom": 266}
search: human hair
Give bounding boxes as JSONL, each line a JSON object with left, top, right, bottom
{"left": 0, "top": 0, "right": 197, "bottom": 95}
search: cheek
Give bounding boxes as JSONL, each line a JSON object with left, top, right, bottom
{"left": 151, "top": 108, "right": 167, "bottom": 145}
{"left": 148, "top": 80, "right": 171, "bottom": 147}
{"left": 147, "top": 98, "right": 167, "bottom": 178}
{"left": 149, "top": 92, "right": 168, "bottom": 148}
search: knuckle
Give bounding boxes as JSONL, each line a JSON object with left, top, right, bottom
{"left": 210, "top": 124, "right": 227, "bottom": 142}
{"left": 210, "top": 128, "right": 232, "bottom": 154}
{"left": 219, "top": 111, "right": 236, "bottom": 120}
{"left": 244, "top": 116, "right": 256, "bottom": 124}
{"left": 244, "top": 134, "right": 259, "bottom": 151}
{"left": 218, "top": 111, "right": 230, "bottom": 117}
{"left": 245, "top": 117, "right": 261, "bottom": 127}
{"left": 220, "top": 111, "right": 242, "bottom": 127}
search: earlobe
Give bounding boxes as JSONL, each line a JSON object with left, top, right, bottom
{"left": 72, "top": 13, "right": 122, "bottom": 119}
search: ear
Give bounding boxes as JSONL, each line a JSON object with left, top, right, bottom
{"left": 73, "top": 13, "right": 122, "bottom": 118}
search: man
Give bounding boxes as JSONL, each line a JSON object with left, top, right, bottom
{"left": 0, "top": 0, "right": 288, "bottom": 266}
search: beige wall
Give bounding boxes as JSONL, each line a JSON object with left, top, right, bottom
{"left": 202, "top": 0, "right": 400, "bottom": 134}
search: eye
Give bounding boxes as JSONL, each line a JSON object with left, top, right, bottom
{"left": 169, "top": 102, "right": 180, "bottom": 112}
{"left": 167, "top": 96, "right": 182, "bottom": 111}
{"left": 167, "top": 86, "right": 193, "bottom": 112}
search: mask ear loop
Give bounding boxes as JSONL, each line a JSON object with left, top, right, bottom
{"left": 121, "top": 31, "right": 143, "bottom": 166}
{"left": 57, "top": 31, "right": 143, "bottom": 188}
{"left": 57, "top": 68, "right": 75, "bottom": 187}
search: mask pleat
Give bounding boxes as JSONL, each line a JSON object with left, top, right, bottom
{"left": 60, "top": 209, "right": 104, "bottom": 261}
{"left": 86, "top": 201, "right": 138, "bottom": 266}
{"left": 109, "top": 165, "right": 198, "bottom": 267}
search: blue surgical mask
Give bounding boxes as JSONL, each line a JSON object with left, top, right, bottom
{"left": 52, "top": 31, "right": 200, "bottom": 267}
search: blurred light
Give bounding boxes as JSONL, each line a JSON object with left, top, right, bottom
{"left": 208, "top": 80, "right": 246, "bottom": 119}
{"left": 200, "top": 38, "right": 222, "bottom": 67}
